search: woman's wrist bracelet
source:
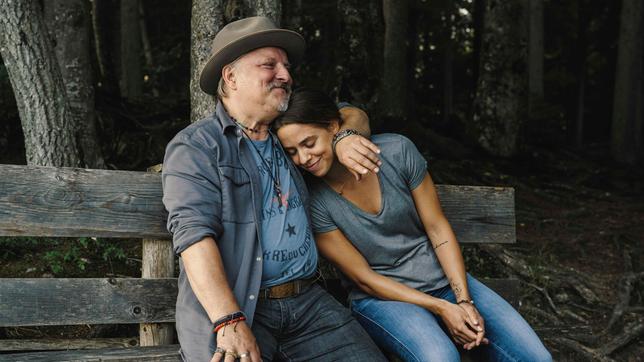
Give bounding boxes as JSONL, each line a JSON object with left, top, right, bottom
{"left": 332, "top": 129, "right": 360, "bottom": 152}
{"left": 457, "top": 299, "right": 475, "bottom": 306}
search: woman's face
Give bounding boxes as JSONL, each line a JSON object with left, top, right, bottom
{"left": 277, "top": 121, "right": 339, "bottom": 177}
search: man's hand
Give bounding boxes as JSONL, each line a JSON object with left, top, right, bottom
{"left": 438, "top": 301, "right": 488, "bottom": 349}
{"left": 211, "top": 321, "right": 261, "bottom": 362}
{"left": 335, "top": 134, "right": 382, "bottom": 180}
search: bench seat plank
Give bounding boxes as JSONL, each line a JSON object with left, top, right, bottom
{"left": 0, "top": 345, "right": 181, "bottom": 361}
{"left": 0, "top": 279, "right": 177, "bottom": 327}
{"left": 0, "top": 338, "right": 139, "bottom": 352}
{"left": 0, "top": 165, "right": 515, "bottom": 243}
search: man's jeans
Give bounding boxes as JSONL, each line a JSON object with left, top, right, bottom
{"left": 252, "top": 283, "right": 387, "bottom": 361}
{"left": 351, "top": 274, "right": 553, "bottom": 362}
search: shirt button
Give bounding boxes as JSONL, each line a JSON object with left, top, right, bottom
{"left": 249, "top": 295, "right": 255, "bottom": 300}
{"left": 256, "top": 257, "right": 262, "bottom": 261}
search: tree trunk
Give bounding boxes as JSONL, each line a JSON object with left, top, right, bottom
{"left": 44, "top": 0, "right": 106, "bottom": 169}
{"left": 472, "top": 0, "right": 485, "bottom": 91}
{"left": 283, "top": 0, "right": 303, "bottom": 31}
{"left": 336, "top": 0, "right": 378, "bottom": 107}
{"left": 471, "top": 0, "right": 528, "bottom": 157}
{"left": 0, "top": 0, "right": 81, "bottom": 167}
{"left": 611, "top": 0, "right": 643, "bottom": 164}
{"left": 572, "top": 0, "right": 589, "bottom": 148}
{"left": 244, "top": 0, "right": 282, "bottom": 25}
{"left": 381, "top": 0, "right": 409, "bottom": 120}
{"left": 191, "top": 0, "right": 226, "bottom": 122}
{"left": 528, "top": 0, "right": 544, "bottom": 108}
{"left": 120, "top": 0, "right": 143, "bottom": 100}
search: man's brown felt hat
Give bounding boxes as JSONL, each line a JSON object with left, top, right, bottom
{"left": 199, "top": 16, "right": 305, "bottom": 95}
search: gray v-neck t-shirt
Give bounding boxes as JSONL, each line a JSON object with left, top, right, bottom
{"left": 309, "top": 133, "right": 448, "bottom": 301}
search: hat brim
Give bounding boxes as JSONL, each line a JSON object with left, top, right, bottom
{"left": 199, "top": 29, "right": 305, "bottom": 96}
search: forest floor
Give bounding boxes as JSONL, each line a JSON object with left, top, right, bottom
{"left": 428, "top": 141, "right": 644, "bottom": 362}
{"left": 1, "top": 139, "right": 642, "bottom": 361}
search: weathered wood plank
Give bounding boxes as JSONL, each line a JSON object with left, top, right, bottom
{"left": 0, "top": 345, "right": 180, "bottom": 361}
{"left": 0, "top": 338, "right": 139, "bottom": 352}
{"left": 0, "top": 279, "right": 177, "bottom": 327}
{"left": 0, "top": 164, "right": 169, "bottom": 239}
{"left": 0, "top": 165, "right": 515, "bottom": 243}
{"left": 436, "top": 185, "right": 515, "bottom": 244}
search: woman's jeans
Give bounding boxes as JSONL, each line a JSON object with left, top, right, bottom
{"left": 351, "top": 274, "right": 552, "bottom": 362}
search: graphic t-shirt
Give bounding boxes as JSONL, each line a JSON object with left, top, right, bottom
{"left": 246, "top": 135, "right": 317, "bottom": 288}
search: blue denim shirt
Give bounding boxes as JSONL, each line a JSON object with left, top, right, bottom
{"left": 162, "top": 102, "right": 311, "bottom": 360}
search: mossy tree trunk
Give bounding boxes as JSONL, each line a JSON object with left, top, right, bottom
{"left": 471, "top": 0, "right": 527, "bottom": 157}
{"left": 44, "top": 0, "right": 105, "bottom": 169}
{"left": 336, "top": 0, "right": 382, "bottom": 108}
{"left": 0, "top": 0, "right": 81, "bottom": 167}
{"left": 190, "top": 0, "right": 225, "bottom": 122}
{"left": 381, "top": 0, "right": 409, "bottom": 120}
{"left": 120, "top": 0, "right": 143, "bottom": 100}
{"left": 611, "top": 0, "right": 643, "bottom": 164}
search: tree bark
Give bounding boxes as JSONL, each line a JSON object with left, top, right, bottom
{"left": 611, "top": 0, "right": 643, "bottom": 164}
{"left": 0, "top": 0, "right": 81, "bottom": 167}
{"left": 44, "top": 0, "right": 105, "bottom": 169}
{"left": 572, "top": 0, "right": 589, "bottom": 148}
{"left": 381, "top": 0, "right": 409, "bottom": 120}
{"left": 191, "top": 0, "right": 226, "bottom": 122}
{"left": 528, "top": 0, "right": 544, "bottom": 106}
{"left": 120, "top": 0, "right": 143, "bottom": 100}
{"left": 244, "top": 0, "right": 282, "bottom": 25}
{"left": 471, "top": 0, "right": 528, "bottom": 157}
{"left": 336, "top": 0, "right": 379, "bottom": 107}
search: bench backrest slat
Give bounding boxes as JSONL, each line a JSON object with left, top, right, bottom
{"left": 0, "top": 165, "right": 515, "bottom": 243}
{"left": 0, "top": 278, "right": 177, "bottom": 327}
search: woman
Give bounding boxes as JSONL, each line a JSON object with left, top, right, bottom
{"left": 273, "top": 89, "right": 552, "bottom": 362}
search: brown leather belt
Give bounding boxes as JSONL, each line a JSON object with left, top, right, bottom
{"left": 259, "top": 277, "right": 317, "bottom": 299}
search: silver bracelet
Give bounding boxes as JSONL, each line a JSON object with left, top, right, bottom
{"left": 332, "top": 129, "right": 360, "bottom": 152}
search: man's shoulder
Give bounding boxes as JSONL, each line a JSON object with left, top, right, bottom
{"left": 170, "top": 113, "right": 226, "bottom": 148}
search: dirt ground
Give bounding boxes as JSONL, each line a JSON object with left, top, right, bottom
{"left": 1, "top": 142, "right": 642, "bottom": 361}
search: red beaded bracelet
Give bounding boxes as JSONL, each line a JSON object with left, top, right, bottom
{"left": 213, "top": 316, "right": 247, "bottom": 333}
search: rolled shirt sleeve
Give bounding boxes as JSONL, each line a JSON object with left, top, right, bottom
{"left": 162, "top": 134, "right": 224, "bottom": 255}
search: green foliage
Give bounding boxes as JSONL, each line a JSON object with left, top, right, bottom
{"left": 0, "top": 236, "right": 127, "bottom": 275}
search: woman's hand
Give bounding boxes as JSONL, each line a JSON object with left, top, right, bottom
{"left": 211, "top": 321, "right": 261, "bottom": 362}
{"left": 458, "top": 302, "right": 487, "bottom": 349}
{"left": 438, "top": 301, "right": 488, "bottom": 349}
{"left": 334, "top": 134, "right": 381, "bottom": 180}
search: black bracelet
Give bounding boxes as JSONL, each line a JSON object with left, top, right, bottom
{"left": 212, "top": 311, "right": 246, "bottom": 330}
{"left": 457, "top": 299, "right": 475, "bottom": 306}
{"left": 332, "top": 129, "right": 360, "bottom": 152}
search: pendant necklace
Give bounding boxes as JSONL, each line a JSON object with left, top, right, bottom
{"left": 237, "top": 122, "right": 284, "bottom": 208}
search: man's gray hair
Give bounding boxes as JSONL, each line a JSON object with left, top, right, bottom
{"left": 216, "top": 58, "right": 240, "bottom": 100}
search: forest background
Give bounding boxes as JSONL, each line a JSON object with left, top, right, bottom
{"left": 0, "top": 0, "right": 643, "bottom": 361}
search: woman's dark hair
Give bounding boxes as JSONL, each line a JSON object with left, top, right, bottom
{"left": 273, "top": 88, "right": 341, "bottom": 130}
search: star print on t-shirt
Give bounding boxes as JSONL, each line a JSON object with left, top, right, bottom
{"left": 286, "top": 223, "right": 296, "bottom": 237}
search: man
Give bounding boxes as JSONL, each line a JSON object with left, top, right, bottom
{"left": 162, "top": 17, "right": 385, "bottom": 361}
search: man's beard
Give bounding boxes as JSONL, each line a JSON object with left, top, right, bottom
{"left": 268, "top": 82, "right": 292, "bottom": 112}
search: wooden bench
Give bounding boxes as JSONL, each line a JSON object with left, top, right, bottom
{"left": 0, "top": 164, "right": 518, "bottom": 361}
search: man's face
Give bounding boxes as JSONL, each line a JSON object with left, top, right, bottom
{"left": 232, "top": 47, "right": 293, "bottom": 118}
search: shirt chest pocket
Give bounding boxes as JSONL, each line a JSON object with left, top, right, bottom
{"left": 219, "top": 166, "right": 254, "bottom": 223}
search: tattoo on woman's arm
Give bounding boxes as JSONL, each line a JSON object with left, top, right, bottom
{"left": 433, "top": 240, "right": 449, "bottom": 250}
{"left": 450, "top": 279, "right": 463, "bottom": 299}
